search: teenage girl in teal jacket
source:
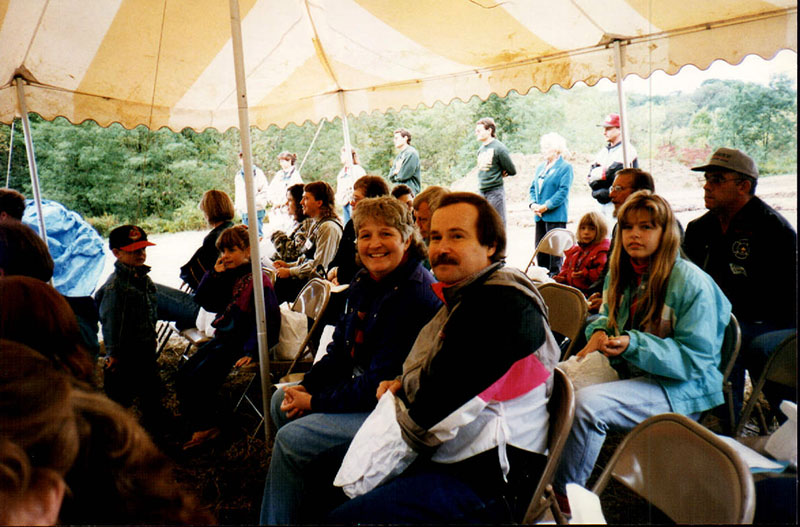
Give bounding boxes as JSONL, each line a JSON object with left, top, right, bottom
{"left": 553, "top": 191, "right": 731, "bottom": 507}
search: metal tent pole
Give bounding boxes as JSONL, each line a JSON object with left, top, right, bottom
{"left": 5, "top": 120, "right": 15, "bottom": 188}
{"left": 229, "top": 0, "right": 271, "bottom": 441}
{"left": 612, "top": 40, "right": 632, "bottom": 168}
{"left": 15, "top": 80, "right": 49, "bottom": 250}
{"left": 339, "top": 90, "right": 353, "bottom": 169}
{"left": 298, "top": 118, "right": 325, "bottom": 173}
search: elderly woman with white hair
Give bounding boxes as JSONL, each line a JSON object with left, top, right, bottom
{"left": 529, "top": 132, "right": 574, "bottom": 275}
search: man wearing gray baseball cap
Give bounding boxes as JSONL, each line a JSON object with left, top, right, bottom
{"left": 683, "top": 147, "right": 796, "bottom": 426}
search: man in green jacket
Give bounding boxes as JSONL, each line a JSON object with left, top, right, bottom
{"left": 475, "top": 117, "right": 516, "bottom": 226}
{"left": 388, "top": 128, "right": 421, "bottom": 194}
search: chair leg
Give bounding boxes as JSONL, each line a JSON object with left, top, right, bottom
{"left": 180, "top": 342, "right": 194, "bottom": 365}
{"left": 724, "top": 384, "right": 736, "bottom": 436}
{"left": 235, "top": 374, "right": 265, "bottom": 439}
{"left": 233, "top": 373, "right": 257, "bottom": 413}
{"left": 545, "top": 484, "right": 569, "bottom": 525}
{"left": 755, "top": 401, "right": 769, "bottom": 434}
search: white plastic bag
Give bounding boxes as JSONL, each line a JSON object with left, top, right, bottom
{"left": 558, "top": 351, "right": 619, "bottom": 391}
{"left": 195, "top": 308, "right": 217, "bottom": 338}
{"left": 765, "top": 400, "right": 797, "bottom": 470}
{"left": 334, "top": 391, "right": 417, "bottom": 498}
{"left": 567, "top": 483, "right": 607, "bottom": 524}
{"left": 274, "top": 302, "right": 308, "bottom": 360}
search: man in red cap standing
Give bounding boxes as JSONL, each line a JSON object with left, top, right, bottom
{"left": 96, "top": 224, "right": 166, "bottom": 429}
{"left": 587, "top": 113, "right": 638, "bottom": 218}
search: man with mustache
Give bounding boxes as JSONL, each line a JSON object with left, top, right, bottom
{"left": 330, "top": 192, "right": 561, "bottom": 523}
{"left": 683, "top": 147, "right": 797, "bottom": 424}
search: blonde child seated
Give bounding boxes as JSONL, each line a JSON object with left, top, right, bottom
{"left": 553, "top": 211, "right": 609, "bottom": 296}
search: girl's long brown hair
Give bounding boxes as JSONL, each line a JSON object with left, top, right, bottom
{"left": 606, "top": 191, "right": 680, "bottom": 333}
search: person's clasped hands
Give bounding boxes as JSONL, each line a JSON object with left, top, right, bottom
{"left": 576, "top": 331, "right": 630, "bottom": 361}
{"left": 280, "top": 385, "right": 312, "bottom": 418}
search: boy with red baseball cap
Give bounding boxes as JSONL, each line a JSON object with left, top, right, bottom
{"left": 96, "top": 225, "right": 165, "bottom": 428}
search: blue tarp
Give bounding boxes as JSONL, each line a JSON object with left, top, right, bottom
{"left": 22, "top": 199, "right": 105, "bottom": 296}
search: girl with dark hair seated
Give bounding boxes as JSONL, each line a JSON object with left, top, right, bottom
{"left": 157, "top": 189, "right": 236, "bottom": 330}
{"left": 177, "top": 225, "right": 281, "bottom": 450}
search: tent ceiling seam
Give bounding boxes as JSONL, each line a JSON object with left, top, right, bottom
{"left": 20, "top": 0, "right": 50, "bottom": 67}
{"left": 466, "top": 0, "right": 508, "bottom": 9}
{"left": 146, "top": 0, "right": 169, "bottom": 131}
{"left": 214, "top": 13, "right": 305, "bottom": 113}
{"left": 303, "top": 0, "right": 342, "bottom": 92}
{"left": 570, "top": 0, "right": 607, "bottom": 36}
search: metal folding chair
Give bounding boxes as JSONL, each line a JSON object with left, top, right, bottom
{"left": 524, "top": 228, "right": 576, "bottom": 279}
{"left": 521, "top": 368, "right": 576, "bottom": 523}
{"left": 233, "top": 277, "right": 331, "bottom": 436}
{"left": 735, "top": 331, "right": 797, "bottom": 436}
{"left": 537, "top": 282, "right": 588, "bottom": 360}
{"left": 591, "top": 413, "right": 755, "bottom": 524}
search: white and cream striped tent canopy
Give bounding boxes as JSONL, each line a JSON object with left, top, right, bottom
{"left": 1, "top": 0, "right": 797, "bottom": 132}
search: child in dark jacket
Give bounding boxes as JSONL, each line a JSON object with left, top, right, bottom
{"left": 553, "top": 211, "right": 610, "bottom": 297}
{"left": 177, "top": 225, "right": 281, "bottom": 449}
{"left": 97, "top": 225, "right": 165, "bottom": 427}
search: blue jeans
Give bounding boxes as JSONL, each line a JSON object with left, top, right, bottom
{"left": 155, "top": 283, "right": 200, "bottom": 330}
{"left": 553, "top": 376, "right": 699, "bottom": 493}
{"left": 343, "top": 203, "right": 352, "bottom": 224}
{"left": 481, "top": 187, "right": 507, "bottom": 226}
{"left": 242, "top": 209, "right": 266, "bottom": 238}
{"left": 260, "top": 388, "right": 369, "bottom": 524}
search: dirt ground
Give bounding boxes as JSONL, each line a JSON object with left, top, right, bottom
{"left": 99, "top": 158, "right": 796, "bottom": 524}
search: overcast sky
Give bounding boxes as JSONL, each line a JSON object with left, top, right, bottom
{"left": 595, "top": 49, "right": 797, "bottom": 96}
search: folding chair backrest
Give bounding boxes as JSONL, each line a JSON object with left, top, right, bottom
{"left": 291, "top": 277, "right": 330, "bottom": 320}
{"left": 592, "top": 413, "right": 755, "bottom": 524}
{"left": 284, "top": 278, "right": 331, "bottom": 375}
{"left": 522, "top": 367, "right": 575, "bottom": 523}
{"left": 525, "top": 228, "right": 576, "bottom": 276}
{"left": 537, "top": 282, "right": 588, "bottom": 360}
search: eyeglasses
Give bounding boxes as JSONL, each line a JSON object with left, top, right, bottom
{"left": 610, "top": 185, "right": 630, "bottom": 192}
{"left": 704, "top": 173, "right": 743, "bottom": 185}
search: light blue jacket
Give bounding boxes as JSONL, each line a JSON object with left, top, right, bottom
{"left": 587, "top": 255, "right": 731, "bottom": 415}
{"left": 528, "top": 156, "right": 573, "bottom": 223}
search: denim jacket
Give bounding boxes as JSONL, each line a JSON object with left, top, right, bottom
{"left": 587, "top": 255, "right": 731, "bottom": 415}
{"left": 96, "top": 261, "right": 158, "bottom": 358}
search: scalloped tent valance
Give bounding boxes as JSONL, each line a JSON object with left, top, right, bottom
{"left": 0, "top": 0, "right": 796, "bottom": 132}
